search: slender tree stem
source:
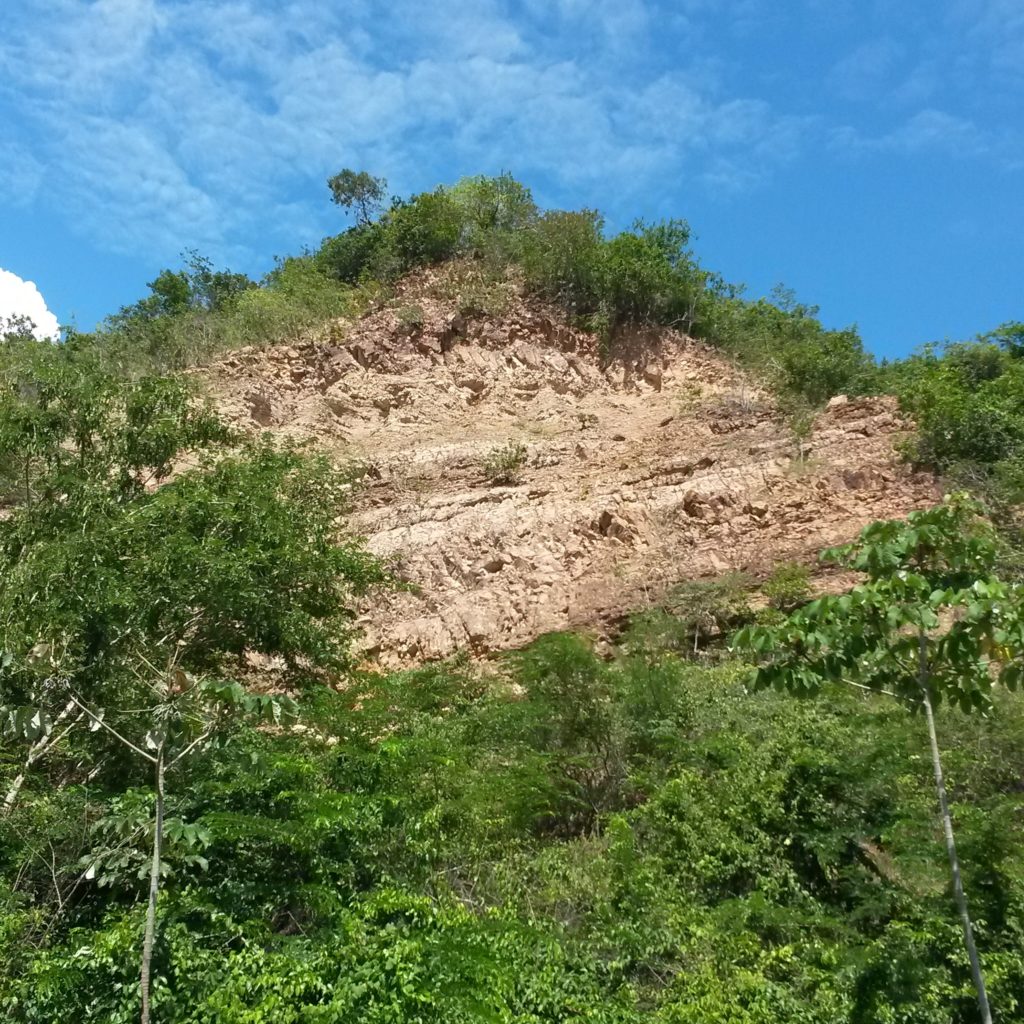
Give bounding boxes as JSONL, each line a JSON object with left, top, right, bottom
{"left": 918, "top": 631, "right": 993, "bottom": 1024}
{"left": 2, "top": 700, "right": 80, "bottom": 817}
{"left": 167, "top": 728, "right": 213, "bottom": 772}
{"left": 139, "top": 747, "right": 165, "bottom": 1024}
{"left": 67, "top": 694, "right": 157, "bottom": 764}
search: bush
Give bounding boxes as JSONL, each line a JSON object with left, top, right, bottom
{"left": 394, "top": 303, "right": 425, "bottom": 333}
{"left": 383, "top": 189, "right": 463, "bottom": 272}
{"left": 761, "top": 561, "right": 811, "bottom": 611}
{"left": 626, "top": 572, "right": 752, "bottom": 656}
{"left": 519, "top": 208, "right": 605, "bottom": 315}
{"left": 227, "top": 256, "right": 359, "bottom": 344}
{"left": 449, "top": 173, "right": 538, "bottom": 264}
{"left": 706, "top": 293, "right": 875, "bottom": 407}
{"left": 316, "top": 223, "right": 390, "bottom": 284}
{"left": 481, "top": 440, "right": 527, "bottom": 484}
{"left": 72, "top": 255, "right": 359, "bottom": 376}
{"left": 600, "top": 220, "right": 703, "bottom": 333}
{"left": 4, "top": 609, "right": 1024, "bottom": 1021}
{"left": 887, "top": 342, "right": 1024, "bottom": 480}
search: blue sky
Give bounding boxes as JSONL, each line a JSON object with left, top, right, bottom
{"left": 1, "top": 0, "right": 1021, "bottom": 357}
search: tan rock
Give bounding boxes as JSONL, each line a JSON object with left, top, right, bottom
{"left": 197, "top": 271, "right": 938, "bottom": 667}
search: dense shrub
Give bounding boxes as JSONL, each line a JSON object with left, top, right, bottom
{"left": 519, "top": 208, "right": 606, "bottom": 314}
{"left": 5, "top": 625, "right": 1024, "bottom": 1022}
{"left": 318, "top": 188, "right": 465, "bottom": 285}
{"left": 883, "top": 338, "right": 1024, "bottom": 475}
{"left": 315, "top": 222, "right": 390, "bottom": 284}
{"left": 706, "top": 292, "right": 876, "bottom": 405}
{"left": 383, "top": 189, "right": 464, "bottom": 271}
{"left": 449, "top": 172, "right": 538, "bottom": 264}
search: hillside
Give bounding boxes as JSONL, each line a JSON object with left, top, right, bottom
{"left": 3, "top": 174, "right": 1023, "bottom": 1024}
{"left": 202, "top": 273, "right": 937, "bottom": 663}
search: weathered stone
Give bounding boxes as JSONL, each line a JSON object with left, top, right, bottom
{"left": 246, "top": 391, "right": 275, "bottom": 426}
{"left": 643, "top": 367, "right": 663, "bottom": 391}
{"left": 199, "top": 276, "right": 938, "bottom": 668}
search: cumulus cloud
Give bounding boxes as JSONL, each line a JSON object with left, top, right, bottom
{"left": 0, "top": 0, "right": 806, "bottom": 267}
{"left": 0, "top": 268, "right": 60, "bottom": 340}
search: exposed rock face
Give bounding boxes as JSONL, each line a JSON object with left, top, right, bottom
{"left": 200, "top": 281, "right": 938, "bottom": 665}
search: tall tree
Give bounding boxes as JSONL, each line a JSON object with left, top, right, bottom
{"left": 0, "top": 343, "right": 388, "bottom": 1021}
{"left": 733, "top": 494, "right": 1024, "bottom": 1024}
{"left": 327, "top": 168, "right": 387, "bottom": 226}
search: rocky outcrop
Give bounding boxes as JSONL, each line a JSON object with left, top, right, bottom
{"left": 200, "top": 277, "right": 938, "bottom": 666}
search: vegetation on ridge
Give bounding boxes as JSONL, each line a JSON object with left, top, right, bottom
{"left": 35, "top": 170, "right": 1022, "bottom": 505}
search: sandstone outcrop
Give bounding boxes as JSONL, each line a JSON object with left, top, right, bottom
{"left": 201, "top": 275, "right": 938, "bottom": 665}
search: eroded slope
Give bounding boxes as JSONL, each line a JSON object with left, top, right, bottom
{"left": 201, "top": 278, "right": 938, "bottom": 664}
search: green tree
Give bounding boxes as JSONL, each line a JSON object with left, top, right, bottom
{"left": 0, "top": 341, "right": 225, "bottom": 506}
{"left": 180, "top": 250, "right": 256, "bottom": 312}
{"left": 0, "top": 313, "right": 44, "bottom": 342}
{"left": 447, "top": 173, "right": 538, "bottom": 266}
{"left": 327, "top": 169, "right": 388, "bottom": 226}
{"left": 880, "top": 337, "right": 1024, "bottom": 511}
{"left": 665, "top": 572, "right": 752, "bottom": 654}
{"left": 0, "top": 349, "right": 387, "bottom": 1022}
{"left": 519, "top": 208, "right": 605, "bottom": 316}
{"left": 105, "top": 253, "right": 255, "bottom": 331}
{"left": 981, "top": 320, "right": 1024, "bottom": 359}
{"left": 733, "top": 495, "right": 1024, "bottom": 1024}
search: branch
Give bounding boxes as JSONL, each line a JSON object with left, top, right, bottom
{"left": 67, "top": 694, "right": 157, "bottom": 764}
{"left": 842, "top": 678, "right": 918, "bottom": 707}
{"left": 167, "top": 728, "right": 214, "bottom": 772}
{"left": 2, "top": 699, "right": 83, "bottom": 817}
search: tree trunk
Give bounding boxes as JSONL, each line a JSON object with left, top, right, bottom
{"left": 139, "top": 747, "right": 165, "bottom": 1024}
{"left": 2, "top": 700, "right": 79, "bottom": 817}
{"left": 918, "top": 632, "right": 993, "bottom": 1024}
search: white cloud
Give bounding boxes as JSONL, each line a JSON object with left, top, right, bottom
{"left": 0, "top": 138, "right": 44, "bottom": 207}
{"left": 0, "top": 269, "right": 60, "bottom": 339}
{"left": 0, "top": 0, "right": 813, "bottom": 267}
{"left": 828, "top": 38, "right": 904, "bottom": 101}
{"left": 831, "top": 109, "right": 989, "bottom": 157}
{"left": 953, "top": 0, "right": 1024, "bottom": 77}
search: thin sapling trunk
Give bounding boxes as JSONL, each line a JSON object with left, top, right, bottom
{"left": 139, "top": 745, "right": 165, "bottom": 1024}
{"left": 919, "top": 632, "right": 993, "bottom": 1024}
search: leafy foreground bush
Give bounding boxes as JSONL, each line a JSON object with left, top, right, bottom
{"left": 0, "top": 341, "right": 389, "bottom": 1021}
{"left": 736, "top": 494, "right": 1024, "bottom": 1024}
{"left": 3, "top": 619, "right": 1024, "bottom": 1020}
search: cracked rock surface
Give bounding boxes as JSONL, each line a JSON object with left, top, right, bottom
{"left": 200, "top": 278, "right": 938, "bottom": 665}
